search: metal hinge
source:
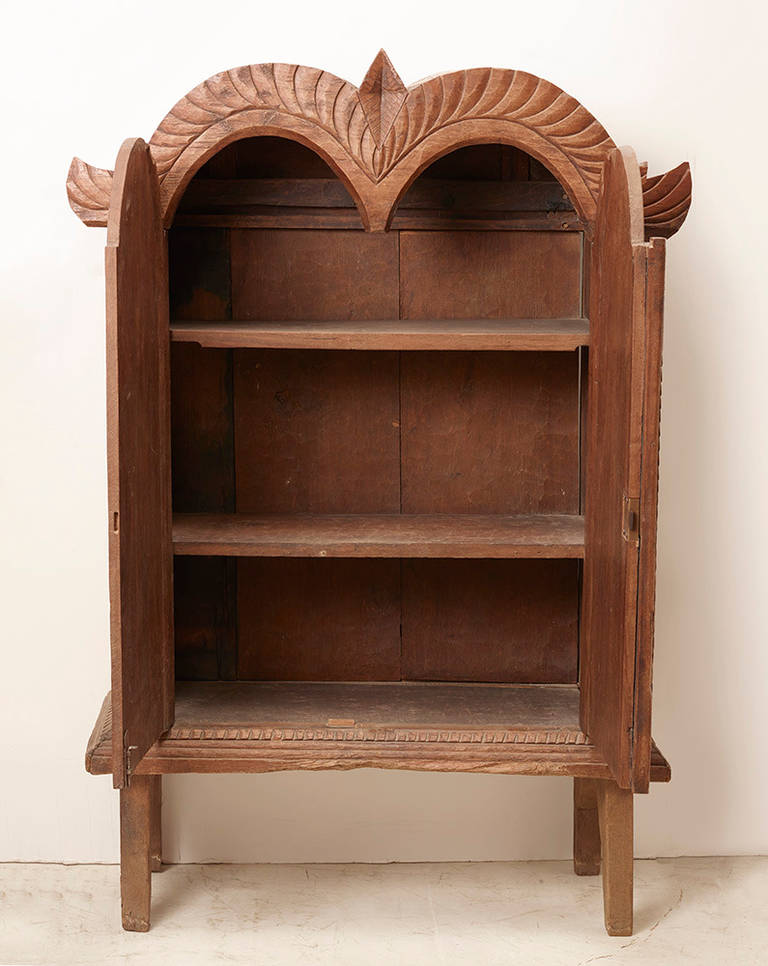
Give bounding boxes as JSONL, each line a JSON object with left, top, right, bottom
{"left": 124, "top": 733, "right": 138, "bottom": 779}
{"left": 622, "top": 494, "right": 640, "bottom": 545}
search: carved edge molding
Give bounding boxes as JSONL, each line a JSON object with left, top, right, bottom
{"left": 66, "top": 52, "right": 691, "bottom": 238}
{"left": 166, "top": 725, "right": 589, "bottom": 744}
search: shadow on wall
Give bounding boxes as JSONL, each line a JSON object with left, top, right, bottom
{"left": 163, "top": 771, "right": 572, "bottom": 864}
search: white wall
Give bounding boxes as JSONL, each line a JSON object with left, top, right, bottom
{"left": 2, "top": 0, "right": 767, "bottom": 863}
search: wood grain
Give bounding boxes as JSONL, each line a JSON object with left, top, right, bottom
{"left": 573, "top": 778, "right": 601, "bottom": 875}
{"left": 596, "top": 781, "right": 634, "bottom": 936}
{"left": 580, "top": 147, "right": 645, "bottom": 790}
{"left": 120, "top": 776, "right": 152, "bottom": 931}
{"left": 230, "top": 230, "right": 397, "bottom": 320}
{"left": 171, "top": 319, "right": 590, "bottom": 352}
{"left": 401, "top": 559, "right": 579, "bottom": 682}
{"left": 236, "top": 558, "right": 400, "bottom": 681}
{"left": 400, "top": 231, "right": 582, "bottom": 320}
{"left": 233, "top": 350, "right": 400, "bottom": 514}
{"left": 632, "top": 236, "right": 667, "bottom": 791}
{"left": 106, "top": 139, "right": 173, "bottom": 788}
{"left": 68, "top": 57, "right": 691, "bottom": 239}
{"left": 172, "top": 513, "right": 585, "bottom": 558}
{"left": 85, "top": 691, "right": 672, "bottom": 781}
{"left": 401, "top": 352, "right": 580, "bottom": 514}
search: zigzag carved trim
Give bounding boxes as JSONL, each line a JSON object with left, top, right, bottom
{"left": 166, "top": 724, "right": 589, "bottom": 745}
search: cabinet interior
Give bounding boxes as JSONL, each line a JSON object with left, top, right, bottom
{"left": 169, "top": 137, "right": 588, "bottom": 724}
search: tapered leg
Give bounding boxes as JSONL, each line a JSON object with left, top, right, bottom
{"left": 120, "top": 775, "right": 152, "bottom": 931}
{"left": 595, "top": 781, "right": 634, "bottom": 936}
{"left": 149, "top": 775, "right": 163, "bottom": 872}
{"left": 573, "top": 778, "right": 601, "bottom": 876}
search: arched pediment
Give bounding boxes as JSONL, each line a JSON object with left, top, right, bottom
{"left": 67, "top": 51, "right": 691, "bottom": 237}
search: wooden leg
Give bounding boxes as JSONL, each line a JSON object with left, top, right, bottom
{"left": 149, "top": 775, "right": 163, "bottom": 872}
{"left": 120, "top": 775, "right": 152, "bottom": 932}
{"left": 573, "top": 778, "right": 601, "bottom": 876}
{"left": 595, "top": 781, "right": 634, "bottom": 937}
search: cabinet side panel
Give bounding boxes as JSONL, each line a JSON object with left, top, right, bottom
{"left": 580, "top": 148, "right": 645, "bottom": 789}
{"left": 632, "top": 237, "right": 667, "bottom": 791}
{"left": 106, "top": 139, "right": 173, "bottom": 787}
{"left": 169, "top": 228, "right": 237, "bottom": 680}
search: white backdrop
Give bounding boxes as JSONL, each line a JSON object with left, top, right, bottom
{"left": 2, "top": 0, "right": 767, "bottom": 863}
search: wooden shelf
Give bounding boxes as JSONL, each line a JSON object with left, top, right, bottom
{"left": 85, "top": 685, "right": 672, "bottom": 780}
{"left": 171, "top": 319, "right": 589, "bottom": 351}
{"left": 172, "top": 513, "right": 585, "bottom": 559}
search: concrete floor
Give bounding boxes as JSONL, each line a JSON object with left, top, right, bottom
{"left": 0, "top": 857, "right": 765, "bottom": 965}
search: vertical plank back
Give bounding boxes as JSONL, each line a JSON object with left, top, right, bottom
{"left": 106, "top": 138, "right": 174, "bottom": 787}
{"left": 580, "top": 147, "right": 645, "bottom": 789}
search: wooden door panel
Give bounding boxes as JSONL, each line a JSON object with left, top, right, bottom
{"left": 580, "top": 146, "right": 646, "bottom": 790}
{"left": 107, "top": 139, "right": 173, "bottom": 787}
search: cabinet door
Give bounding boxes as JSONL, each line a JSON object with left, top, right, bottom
{"left": 581, "top": 146, "right": 664, "bottom": 791}
{"left": 106, "top": 138, "right": 174, "bottom": 788}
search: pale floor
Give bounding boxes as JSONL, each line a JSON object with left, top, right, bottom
{"left": 0, "top": 857, "right": 766, "bottom": 965}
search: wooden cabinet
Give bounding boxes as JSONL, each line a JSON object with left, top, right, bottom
{"left": 71, "top": 52, "right": 691, "bottom": 936}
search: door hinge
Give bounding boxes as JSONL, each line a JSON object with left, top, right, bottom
{"left": 124, "top": 734, "right": 138, "bottom": 779}
{"left": 622, "top": 494, "right": 640, "bottom": 546}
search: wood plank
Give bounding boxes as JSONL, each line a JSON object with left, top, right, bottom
{"left": 580, "top": 147, "right": 647, "bottom": 790}
{"left": 402, "top": 559, "right": 579, "bottom": 682}
{"left": 401, "top": 352, "right": 580, "bottom": 514}
{"left": 400, "top": 231, "right": 582, "bottom": 319}
{"left": 84, "top": 692, "right": 672, "bottom": 781}
{"left": 171, "top": 319, "right": 590, "bottom": 351}
{"left": 231, "top": 229, "right": 399, "bottom": 321}
{"left": 234, "top": 350, "right": 400, "bottom": 514}
{"left": 178, "top": 177, "right": 573, "bottom": 212}
{"left": 632, "top": 237, "right": 667, "bottom": 793}
{"left": 120, "top": 776, "right": 152, "bottom": 931}
{"left": 106, "top": 138, "right": 173, "bottom": 788}
{"left": 596, "top": 782, "right": 634, "bottom": 936}
{"left": 236, "top": 559, "right": 401, "bottom": 681}
{"left": 168, "top": 227, "right": 237, "bottom": 682}
{"left": 174, "top": 210, "right": 584, "bottom": 231}
{"left": 172, "top": 513, "right": 585, "bottom": 558}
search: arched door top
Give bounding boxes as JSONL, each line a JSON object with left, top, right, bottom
{"left": 67, "top": 51, "right": 691, "bottom": 237}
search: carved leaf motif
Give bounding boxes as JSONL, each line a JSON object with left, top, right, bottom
{"left": 149, "top": 62, "right": 366, "bottom": 181}
{"left": 358, "top": 50, "right": 408, "bottom": 149}
{"left": 379, "top": 69, "right": 613, "bottom": 196}
{"left": 641, "top": 161, "right": 692, "bottom": 239}
{"left": 66, "top": 158, "right": 113, "bottom": 227}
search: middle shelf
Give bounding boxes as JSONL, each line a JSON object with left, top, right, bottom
{"left": 172, "top": 513, "right": 585, "bottom": 559}
{"left": 170, "top": 318, "right": 590, "bottom": 351}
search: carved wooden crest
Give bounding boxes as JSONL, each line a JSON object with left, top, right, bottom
{"left": 67, "top": 52, "right": 691, "bottom": 236}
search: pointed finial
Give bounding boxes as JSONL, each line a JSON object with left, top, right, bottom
{"left": 358, "top": 49, "right": 408, "bottom": 148}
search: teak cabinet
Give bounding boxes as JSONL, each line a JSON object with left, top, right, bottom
{"left": 70, "top": 52, "right": 692, "bottom": 936}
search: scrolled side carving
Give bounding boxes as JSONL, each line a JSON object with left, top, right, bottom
{"left": 642, "top": 161, "right": 692, "bottom": 239}
{"left": 67, "top": 158, "right": 113, "bottom": 226}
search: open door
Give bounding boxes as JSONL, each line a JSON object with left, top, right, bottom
{"left": 581, "top": 146, "right": 665, "bottom": 791}
{"left": 107, "top": 138, "right": 174, "bottom": 787}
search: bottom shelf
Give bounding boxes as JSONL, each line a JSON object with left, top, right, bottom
{"left": 86, "top": 682, "right": 671, "bottom": 781}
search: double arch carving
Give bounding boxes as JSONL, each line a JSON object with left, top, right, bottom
{"left": 67, "top": 52, "right": 691, "bottom": 237}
